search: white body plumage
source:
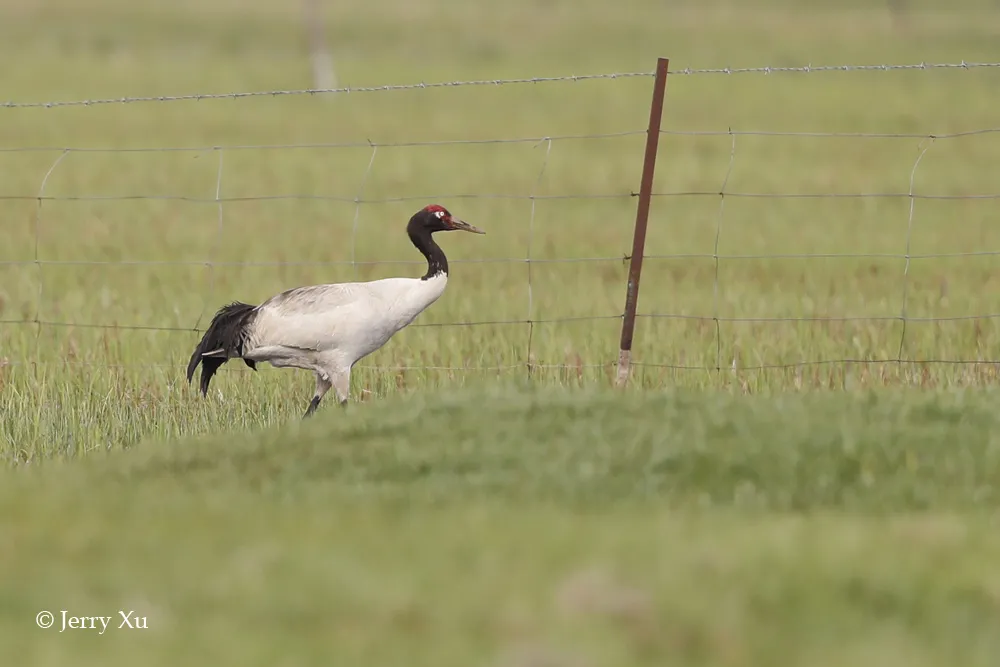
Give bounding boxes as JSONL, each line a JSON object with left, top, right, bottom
{"left": 186, "top": 204, "right": 483, "bottom": 418}
{"left": 246, "top": 272, "right": 448, "bottom": 374}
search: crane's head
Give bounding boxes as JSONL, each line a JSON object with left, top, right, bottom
{"left": 412, "top": 204, "right": 485, "bottom": 235}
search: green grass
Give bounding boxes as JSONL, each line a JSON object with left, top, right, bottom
{"left": 3, "top": 3, "right": 1000, "bottom": 664}
{"left": 2, "top": 0, "right": 1000, "bottom": 454}
{"left": 4, "top": 386, "right": 1000, "bottom": 666}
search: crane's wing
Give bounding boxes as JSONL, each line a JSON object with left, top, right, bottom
{"left": 250, "top": 282, "right": 391, "bottom": 352}
{"left": 259, "top": 283, "right": 368, "bottom": 313}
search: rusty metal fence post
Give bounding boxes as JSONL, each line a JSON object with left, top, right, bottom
{"left": 615, "top": 57, "right": 670, "bottom": 387}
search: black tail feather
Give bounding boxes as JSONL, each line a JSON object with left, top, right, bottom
{"left": 186, "top": 301, "right": 259, "bottom": 396}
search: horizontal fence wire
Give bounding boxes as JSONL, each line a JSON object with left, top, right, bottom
{"left": 7, "top": 250, "right": 1000, "bottom": 267}
{"left": 3, "top": 63, "right": 999, "bottom": 377}
{"left": 4, "top": 358, "right": 999, "bottom": 373}
{"left": 0, "top": 315, "right": 625, "bottom": 332}
{"left": 0, "top": 131, "right": 645, "bottom": 153}
{"left": 2, "top": 127, "right": 998, "bottom": 154}
{"left": 1, "top": 192, "right": 997, "bottom": 203}
{"left": 4, "top": 358, "right": 1000, "bottom": 375}
{"left": 0, "top": 257, "right": 631, "bottom": 267}
{"left": 635, "top": 314, "right": 1000, "bottom": 323}
{"left": 630, "top": 359, "right": 1000, "bottom": 371}
{"left": 2, "top": 61, "right": 999, "bottom": 109}
{"left": 0, "top": 359, "right": 614, "bottom": 372}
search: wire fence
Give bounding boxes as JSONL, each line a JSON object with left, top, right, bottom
{"left": 2, "top": 59, "right": 1000, "bottom": 381}
{"left": 2, "top": 60, "right": 999, "bottom": 109}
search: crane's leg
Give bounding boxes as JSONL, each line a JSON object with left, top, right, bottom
{"left": 330, "top": 367, "right": 351, "bottom": 408}
{"left": 303, "top": 372, "right": 332, "bottom": 419}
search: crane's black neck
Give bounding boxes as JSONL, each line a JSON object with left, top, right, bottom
{"left": 408, "top": 227, "right": 448, "bottom": 280}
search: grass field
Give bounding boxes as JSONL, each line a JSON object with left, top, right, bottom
{"left": 2, "top": 0, "right": 1000, "bottom": 454}
{"left": 2, "top": 1, "right": 1000, "bottom": 664}
{"left": 5, "top": 386, "right": 1000, "bottom": 666}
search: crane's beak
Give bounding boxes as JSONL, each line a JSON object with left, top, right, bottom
{"left": 450, "top": 217, "right": 485, "bottom": 234}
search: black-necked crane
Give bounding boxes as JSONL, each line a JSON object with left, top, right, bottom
{"left": 185, "top": 204, "right": 485, "bottom": 418}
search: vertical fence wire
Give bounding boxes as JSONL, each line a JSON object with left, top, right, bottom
{"left": 350, "top": 146, "right": 379, "bottom": 281}
{"left": 712, "top": 130, "right": 737, "bottom": 374}
{"left": 31, "top": 149, "right": 71, "bottom": 356}
{"left": 525, "top": 137, "right": 553, "bottom": 376}
{"left": 192, "top": 148, "right": 226, "bottom": 332}
{"left": 896, "top": 139, "right": 933, "bottom": 363}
